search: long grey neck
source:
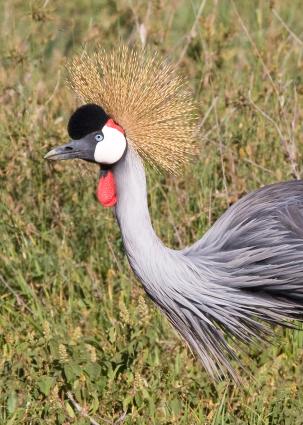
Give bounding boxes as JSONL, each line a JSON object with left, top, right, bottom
{"left": 113, "top": 148, "right": 164, "bottom": 274}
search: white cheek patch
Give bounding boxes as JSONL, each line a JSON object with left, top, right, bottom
{"left": 94, "top": 125, "right": 127, "bottom": 164}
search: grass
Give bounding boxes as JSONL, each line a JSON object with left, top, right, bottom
{"left": 1, "top": 0, "right": 303, "bottom": 423}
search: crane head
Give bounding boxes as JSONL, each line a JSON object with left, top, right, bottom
{"left": 45, "top": 104, "right": 127, "bottom": 165}
{"left": 45, "top": 45, "right": 198, "bottom": 206}
{"left": 44, "top": 103, "right": 127, "bottom": 207}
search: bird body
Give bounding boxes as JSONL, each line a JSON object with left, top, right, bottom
{"left": 113, "top": 145, "right": 303, "bottom": 380}
{"left": 45, "top": 45, "right": 303, "bottom": 382}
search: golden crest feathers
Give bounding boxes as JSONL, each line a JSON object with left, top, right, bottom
{"left": 68, "top": 45, "right": 198, "bottom": 173}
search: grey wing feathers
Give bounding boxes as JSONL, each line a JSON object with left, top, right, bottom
{"left": 178, "top": 181, "right": 303, "bottom": 379}
{"left": 184, "top": 180, "right": 303, "bottom": 296}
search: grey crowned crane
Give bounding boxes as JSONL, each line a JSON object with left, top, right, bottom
{"left": 45, "top": 45, "right": 303, "bottom": 382}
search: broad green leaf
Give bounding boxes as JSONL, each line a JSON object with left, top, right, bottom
{"left": 84, "top": 362, "right": 101, "bottom": 380}
{"left": 64, "top": 363, "right": 82, "bottom": 383}
{"left": 37, "top": 376, "right": 54, "bottom": 396}
{"left": 7, "top": 391, "right": 17, "bottom": 415}
{"left": 65, "top": 402, "right": 75, "bottom": 418}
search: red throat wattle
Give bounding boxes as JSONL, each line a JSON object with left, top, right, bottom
{"left": 97, "top": 170, "right": 117, "bottom": 207}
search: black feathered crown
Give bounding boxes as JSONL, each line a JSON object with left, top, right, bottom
{"left": 68, "top": 104, "right": 108, "bottom": 140}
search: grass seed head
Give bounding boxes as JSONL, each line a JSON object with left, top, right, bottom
{"left": 58, "top": 343, "right": 69, "bottom": 363}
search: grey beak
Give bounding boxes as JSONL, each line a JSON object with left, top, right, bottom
{"left": 44, "top": 139, "right": 95, "bottom": 161}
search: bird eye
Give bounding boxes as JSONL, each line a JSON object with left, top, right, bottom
{"left": 95, "top": 133, "right": 104, "bottom": 142}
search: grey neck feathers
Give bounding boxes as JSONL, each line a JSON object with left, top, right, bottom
{"left": 113, "top": 148, "right": 165, "bottom": 277}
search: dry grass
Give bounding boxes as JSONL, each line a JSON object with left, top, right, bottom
{"left": 1, "top": 0, "right": 303, "bottom": 424}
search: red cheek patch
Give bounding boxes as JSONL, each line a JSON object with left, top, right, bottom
{"left": 105, "top": 118, "right": 124, "bottom": 134}
{"left": 96, "top": 170, "right": 117, "bottom": 207}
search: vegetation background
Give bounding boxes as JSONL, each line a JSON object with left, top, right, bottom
{"left": 1, "top": 0, "right": 303, "bottom": 423}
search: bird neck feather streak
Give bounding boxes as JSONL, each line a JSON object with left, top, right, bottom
{"left": 113, "top": 147, "right": 162, "bottom": 257}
